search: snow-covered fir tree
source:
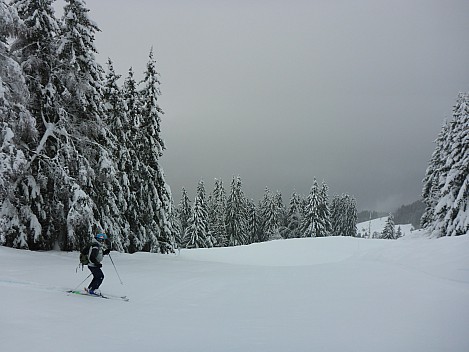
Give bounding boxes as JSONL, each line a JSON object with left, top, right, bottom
{"left": 122, "top": 67, "right": 143, "bottom": 251}
{"left": 330, "top": 194, "right": 357, "bottom": 237}
{"left": 396, "top": 226, "right": 403, "bottom": 239}
{"left": 284, "top": 191, "right": 303, "bottom": 239}
{"left": 421, "top": 92, "right": 469, "bottom": 237}
{"left": 346, "top": 195, "right": 358, "bottom": 237}
{"left": 226, "top": 176, "right": 248, "bottom": 246}
{"left": 256, "top": 188, "right": 270, "bottom": 243}
{"left": 275, "top": 191, "right": 287, "bottom": 235}
{"left": 301, "top": 179, "right": 328, "bottom": 237}
{"left": 318, "top": 182, "right": 331, "bottom": 237}
{"left": 185, "top": 181, "right": 211, "bottom": 248}
{"left": 100, "top": 59, "right": 130, "bottom": 251}
{"left": 56, "top": 0, "right": 110, "bottom": 250}
{"left": 176, "top": 188, "right": 192, "bottom": 246}
{"left": 133, "top": 49, "right": 175, "bottom": 253}
{"left": 210, "top": 179, "right": 227, "bottom": 246}
{"left": 245, "top": 199, "right": 260, "bottom": 244}
{"left": 381, "top": 213, "right": 396, "bottom": 240}
{"left": 0, "top": 1, "right": 38, "bottom": 248}
{"left": 5, "top": 0, "right": 67, "bottom": 250}
{"left": 421, "top": 121, "right": 450, "bottom": 230}
{"left": 261, "top": 188, "right": 283, "bottom": 240}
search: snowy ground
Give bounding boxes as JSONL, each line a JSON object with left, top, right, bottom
{"left": 357, "top": 216, "right": 415, "bottom": 238}
{"left": 1, "top": 230, "right": 469, "bottom": 352}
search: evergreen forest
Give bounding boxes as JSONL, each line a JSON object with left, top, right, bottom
{"left": 1, "top": 1, "right": 467, "bottom": 254}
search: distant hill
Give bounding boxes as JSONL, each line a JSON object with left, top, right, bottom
{"left": 357, "top": 210, "right": 387, "bottom": 223}
{"left": 393, "top": 200, "right": 425, "bottom": 229}
{"left": 357, "top": 200, "right": 425, "bottom": 229}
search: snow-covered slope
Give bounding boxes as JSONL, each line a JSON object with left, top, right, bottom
{"left": 357, "top": 216, "right": 415, "bottom": 238}
{"left": 1, "top": 235, "right": 469, "bottom": 352}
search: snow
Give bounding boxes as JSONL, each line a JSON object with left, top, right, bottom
{"left": 1, "top": 233, "right": 469, "bottom": 352}
{"left": 357, "top": 216, "right": 415, "bottom": 238}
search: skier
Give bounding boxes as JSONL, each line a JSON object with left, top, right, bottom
{"left": 86, "top": 233, "right": 111, "bottom": 296}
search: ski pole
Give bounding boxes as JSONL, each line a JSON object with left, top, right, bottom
{"left": 71, "top": 273, "right": 92, "bottom": 292}
{"left": 108, "top": 253, "right": 123, "bottom": 285}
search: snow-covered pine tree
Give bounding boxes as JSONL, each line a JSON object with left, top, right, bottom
{"left": 396, "top": 226, "right": 403, "bottom": 239}
{"left": 345, "top": 195, "right": 358, "bottom": 237}
{"left": 284, "top": 191, "right": 303, "bottom": 239}
{"left": 381, "top": 213, "right": 396, "bottom": 239}
{"left": 211, "top": 179, "right": 227, "bottom": 246}
{"left": 275, "top": 191, "right": 287, "bottom": 235}
{"left": 185, "top": 181, "right": 210, "bottom": 249}
{"left": 101, "top": 58, "right": 130, "bottom": 251}
{"left": 245, "top": 199, "right": 260, "bottom": 244}
{"left": 177, "top": 188, "right": 192, "bottom": 246}
{"left": 421, "top": 121, "right": 450, "bottom": 230}
{"left": 6, "top": 0, "right": 66, "bottom": 249}
{"left": 330, "top": 194, "right": 357, "bottom": 236}
{"left": 56, "top": 0, "right": 110, "bottom": 250}
{"left": 226, "top": 176, "right": 248, "bottom": 246}
{"left": 301, "top": 179, "right": 325, "bottom": 237}
{"left": 318, "top": 181, "right": 331, "bottom": 237}
{"left": 0, "top": 1, "right": 39, "bottom": 248}
{"left": 122, "top": 67, "right": 143, "bottom": 251}
{"left": 422, "top": 93, "right": 469, "bottom": 237}
{"left": 330, "top": 195, "right": 342, "bottom": 236}
{"left": 135, "top": 48, "right": 175, "bottom": 253}
{"left": 262, "top": 189, "right": 282, "bottom": 240}
{"left": 256, "top": 188, "right": 270, "bottom": 243}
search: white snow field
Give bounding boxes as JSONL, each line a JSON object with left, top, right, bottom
{"left": 1, "top": 231, "right": 469, "bottom": 352}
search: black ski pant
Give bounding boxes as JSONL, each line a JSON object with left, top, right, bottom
{"left": 88, "top": 266, "right": 104, "bottom": 291}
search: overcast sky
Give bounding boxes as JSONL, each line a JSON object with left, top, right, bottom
{"left": 57, "top": 0, "right": 469, "bottom": 211}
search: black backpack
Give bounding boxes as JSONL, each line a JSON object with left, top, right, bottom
{"left": 79, "top": 244, "right": 91, "bottom": 266}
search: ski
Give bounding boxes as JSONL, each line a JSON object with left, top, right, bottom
{"left": 66, "top": 289, "right": 129, "bottom": 302}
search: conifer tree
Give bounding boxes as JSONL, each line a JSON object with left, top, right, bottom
{"left": 6, "top": 0, "right": 67, "bottom": 249}
{"left": 101, "top": 59, "right": 129, "bottom": 251}
{"left": 134, "top": 49, "right": 175, "bottom": 253}
{"left": 262, "top": 189, "right": 282, "bottom": 240}
{"left": 396, "top": 226, "right": 403, "bottom": 239}
{"left": 275, "top": 191, "right": 287, "bottom": 233}
{"left": 56, "top": 0, "right": 110, "bottom": 249}
{"left": 330, "top": 195, "right": 342, "bottom": 236}
{"left": 226, "top": 176, "right": 248, "bottom": 246}
{"left": 422, "top": 93, "right": 469, "bottom": 237}
{"left": 318, "top": 182, "right": 331, "bottom": 237}
{"left": 246, "top": 199, "right": 260, "bottom": 244}
{"left": 211, "top": 179, "right": 227, "bottom": 246}
{"left": 421, "top": 122, "right": 449, "bottom": 229}
{"left": 284, "top": 191, "right": 303, "bottom": 239}
{"left": 177, "top": 188, "right": 192, "bottom": 246}
{"left": 346, "top": 195, "right": 358, "bottom": 237}
{"left": 381, "top": 213, "right": 396, "bottom": 239}
{"left": 301, "top": 179, "right": 329, "bottom": 237}
{"left": 122, "top": 67, "right": 142, "bottom": 251}
{"left": 185, "top": 181, "right": 210, "bottom": 248}
{"left": 0, "top": 1, "right": 39, "bottom": 248}
{"left": 256, "top": 188, "right": 270, "bottom": 242}
{"left": 330, "top": 194, "right": 357, "bottom": 236}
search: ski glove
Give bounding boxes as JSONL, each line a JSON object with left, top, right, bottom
{"left": 103, "top": 248, "right": 111, "bottom": 255}
{"left": 96, "top": 263, "right": 102, "bottom": 268}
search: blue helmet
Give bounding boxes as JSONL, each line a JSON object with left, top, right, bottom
{"left": 95, "top": 233, "right": 107, "bottom": 242}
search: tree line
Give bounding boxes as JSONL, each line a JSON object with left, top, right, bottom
{"left": 0, "top": 0, "right": 175, "bottom": 252}
{"left": 174, "top": 177, "right": 358, "bottom": 248}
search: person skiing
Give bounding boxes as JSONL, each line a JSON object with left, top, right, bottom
{"left": 86, "top": 233, "right": 111, "bottom": 296}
